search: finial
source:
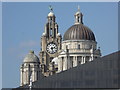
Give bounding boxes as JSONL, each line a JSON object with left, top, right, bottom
{"left": 49, "top": 5, "right": 53, "bottom": 12}
{"left": 78, "top": 5, "right": 80, "bottom": 12}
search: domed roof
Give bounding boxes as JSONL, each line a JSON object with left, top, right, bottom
{"left": 63, "top": 24, "right": 96, "bottom": 41}
{"left": 75, "top": 11, "right": 80, "bottom": 15}
{"left": 23, "top": 50, "right": 39, "bottom": 63}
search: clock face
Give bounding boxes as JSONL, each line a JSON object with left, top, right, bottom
{"left": 46, "top": 42, "right": 58, "bottom": 54}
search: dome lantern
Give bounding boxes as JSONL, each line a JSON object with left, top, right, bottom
{"left": 74, "top": 6, "right": 83, "bottom": 25}
{"left": 48, "top": 5, "right": 55, "bottom": 17}
{"left": 47, "top": 5, "right": 56, "bottom": 25}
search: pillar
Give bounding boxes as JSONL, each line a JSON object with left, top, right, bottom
{"left": 20, "top": 68, "right": 23, "bottom": 86}
{"left": 84, "top": 56, "right": 86, "bottom": 63}
{"left": 63, "top": 56, "right": 68, "bottom": 70}
{"left": 58, "top": 57, "right": 62, "bottom": 72}
{"left": 81, "top": 56, "right": 84, "bottom": 64}
{"left": 73, "top": 56, "right": 75, "bottom": 67}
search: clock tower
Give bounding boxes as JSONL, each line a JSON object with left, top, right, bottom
{"left": 39, "top": 7, "right": 62, "bottom": 76}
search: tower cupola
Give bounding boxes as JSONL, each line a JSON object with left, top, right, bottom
{"left": 74, "top": 6, "right": 83, "bottom": 24}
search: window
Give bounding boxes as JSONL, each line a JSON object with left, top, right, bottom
{"left": 55, "top": 68, "right": 58, "bottom": 71}
{"left": 78, "top": 44, "right": 80, "bottom": 49}
{"left": 78, "top": 16, "right": 80, "bottom": 22}
{"left": 50, "top": 29, "right": 52, "bottom": 36}
{"left": 66, "top": 45, "right": 68, "bottom": 49}
{"left": 50, "top": 17, "right": 52, "bottom": 21}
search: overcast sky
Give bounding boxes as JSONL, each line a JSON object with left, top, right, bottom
{"left": 2, "top": 2, "right": 118, "bottom": 88}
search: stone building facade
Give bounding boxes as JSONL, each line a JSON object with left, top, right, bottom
{"left": 20, "top": 7, "right": 101, "bottom": 86}
{"left": 56, "top": 8, "right": 101, "bottom": 73}
{"left": 39, "top": 10, "right": 62, "bottom": 76}
{"left": 20, "top": 51, "right": 41, "bottom": 86}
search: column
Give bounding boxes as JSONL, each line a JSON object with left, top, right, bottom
{"left": 23, "top": 70, "right": 26, "bottom": 85}
{"left": 67, "top": 56, "right": 69, "bottom": 69}
{"left": 32, "top": 68, "right": 35, "bottom": 82}
{"left": 91, "top": 54, "right": 94, "bottom": 61}
{"left": 73, "top": 56, "right": 75, "bottom": 67}
{"left": 26, "top": 69, "right": 29, "bottom": 84}
{"left": 68, "top": 56, "right": 71, "bottom": 69}
{"left": 81, "top": 56, "right": 84, "bottom": 64}
{"left": 63, "top": 57, "right": 67, "bottom": 70}
{"left": 58, "top": 57, "right": 62, "bottom": 73}
{"left": 25, "top": 69, "right": 28, "bottom": 85}
{"left": 74, "top": 56, "right": 77, "bottom": 67}
{"left": 89, "top": 56, "right": 93, "bottom": 61}
{"left": 34, "top": 69, "right": 37, "bottom": 81}
{"left": 20, "top": 69, "right": 23, "bottom": 86}
{"left": 84, "top": 56, "right": 86, "bottom": 63}
{"left": 63, "top": 57, "right": 65, "bottom": 70}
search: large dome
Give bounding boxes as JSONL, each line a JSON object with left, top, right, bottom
{"left": 63, "top": 24, "right": 96, "bottom": 41}
{"left": 23, "top": 50, "right": 39, "bottom": 63}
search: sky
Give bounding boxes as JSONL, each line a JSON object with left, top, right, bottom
{"left": 2, "top": 2, "right": 118, "bottom": 88}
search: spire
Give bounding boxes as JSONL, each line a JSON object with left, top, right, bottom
{"left": 74, "top": 6, "right": 83, "bottom": 24}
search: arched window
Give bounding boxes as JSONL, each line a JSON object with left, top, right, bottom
{"left": 50, "top": 17, "right": 53, "bottom": 21}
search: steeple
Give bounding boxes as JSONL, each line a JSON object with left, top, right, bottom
{"left": 74, "top": 6, "right": 83, "bottom": 24}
